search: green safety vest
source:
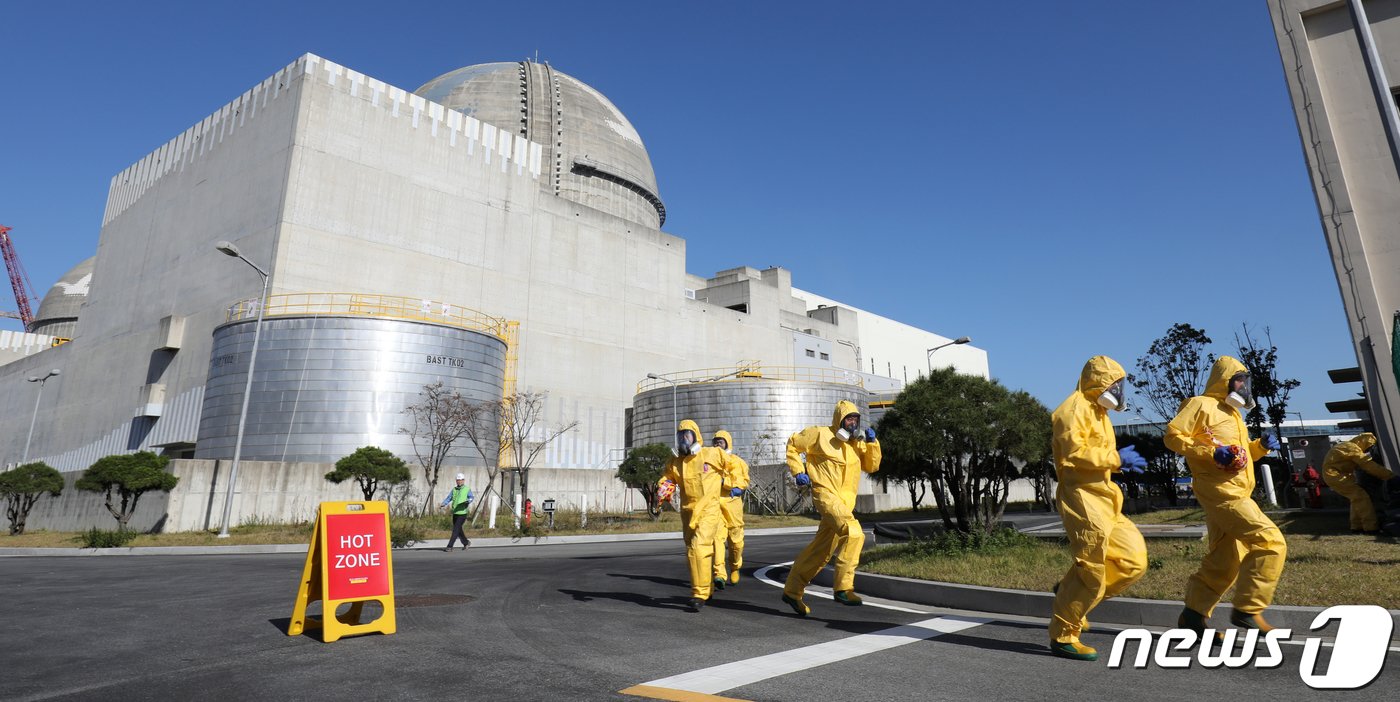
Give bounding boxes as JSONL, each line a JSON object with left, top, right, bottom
{"left": 450, "top": 485, "right": 473, "bottom": 515}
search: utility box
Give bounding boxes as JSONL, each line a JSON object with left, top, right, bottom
{"left": 136, "top": 383, "right": 166, "bottom": 417}
{"left": 157, "top": 315, "right": 187, "bottom": 351}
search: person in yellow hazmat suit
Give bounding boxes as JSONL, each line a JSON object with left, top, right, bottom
{"left": 1165, "top": 356, "right": 1285, "bottom": 633}
{"left": 781, "top": 399, "right": 881, "bottom": 616}
{"left": 1322, "top": 433, "right": 1394, "bottom": 534}
{"left": 710, "top": 430, "right": 750, "bottom": 587}
{"left": 656, "top": 419, "right": 733, "bottom": 612}
{"left": 1048, "top": 356, "right": 1149, "bottom": 662}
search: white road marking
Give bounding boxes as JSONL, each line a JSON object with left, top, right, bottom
{"left": 637, "top": 614, "right": 990, "bottom": 695}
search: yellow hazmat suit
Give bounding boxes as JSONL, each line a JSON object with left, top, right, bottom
{"left": 710, "top": 430, "right": 751, "bottom": 585}
{"left": 1049, "top": 356, "right": 1147, "bottom": 657}
{"left": 1323, "top": 433, "right": 1394, "bottom": 532}
{"left": 782, "top": 400, "right": 881, "bottom": 612}
{"left": 659, "top": 419, "right": 732, "bottom": 603}
{"left": 1165, "top": 356, "right": 1286, "bottom": 626}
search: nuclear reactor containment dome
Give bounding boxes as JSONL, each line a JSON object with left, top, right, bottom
{"left": 29, "top": 256, "right": 95, "bottom": 338}
{"left": 416, "top": 61, "right": 665, "bottom": 229}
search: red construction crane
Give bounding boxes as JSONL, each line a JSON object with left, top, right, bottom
{"left": 1, "top": 225, "right": 39, "bottom": 328}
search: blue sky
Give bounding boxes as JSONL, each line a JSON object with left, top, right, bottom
{"left": 0, "top": 1, "right": 1356, "bottom": 422}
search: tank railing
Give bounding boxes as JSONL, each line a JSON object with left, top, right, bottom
{"left": 636, "top": 364, "right": 866, "bottom": 393}
{"left": 224, "top": 292, "right": 511, "bottom": 341}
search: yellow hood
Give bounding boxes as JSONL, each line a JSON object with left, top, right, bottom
{"left": 1352, "top": 432, "right": 1377, "bottom": 451}
{"left": 1204, "top": 356, "right": 1248, "bottom": 400}
{"left": 1076, "top": 355, "right": 1125, "bottom": 402}
{"left": 831, "top": 399, "right": 861, "bottom": 431}
{"left": 713, "top": 429, "right": 734, "bottom": 451}
{"left": 678, "top": 419, "right": 704, "bottom": 446}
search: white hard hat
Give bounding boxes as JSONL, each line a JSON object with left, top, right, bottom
{"left": 456, "top": 473, "right": 466, "bottom": 480}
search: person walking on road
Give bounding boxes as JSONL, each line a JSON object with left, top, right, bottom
{"left": 442, "top": 474, "right": 473, "bottom": 551}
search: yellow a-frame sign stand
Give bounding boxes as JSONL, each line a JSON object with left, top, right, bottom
{"left": 288, "top": 501, "right": 397, "bottom": 643}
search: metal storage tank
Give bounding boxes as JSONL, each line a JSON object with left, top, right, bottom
{"left": 195, "top": 293, "right": 510, "bottom": 465}
{"left": 631, "top": 366, "right": 870, "bottom": 467}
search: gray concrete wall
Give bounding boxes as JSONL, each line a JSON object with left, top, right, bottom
{"left": 1269, "top": 0, "right": 1400, "bottom": 464}
{"left": 0, "top": 58, "right": 306, "bottom": 470}
{"left": 17, "top": 458, "right": 641, "bottom": 533}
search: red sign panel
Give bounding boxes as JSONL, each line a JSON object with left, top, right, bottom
{"left": 324, "top": 512, "right": 390, "bottom": 601}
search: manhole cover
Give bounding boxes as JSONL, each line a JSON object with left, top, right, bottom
{"left": 396, "top": 593, "right": 476, "bottom": 608}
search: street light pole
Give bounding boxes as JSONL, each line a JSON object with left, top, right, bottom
{"left": 22, "top": 369, "right": 61, "bottom": 463}
{"left": 926, "top": 336, "right": 972, "bottom": 375}
{"left": 215, "top": 241, "right": 270, "bottom": 538}
{"left": 646, "top": 373, "right": 679, "bottom": 445}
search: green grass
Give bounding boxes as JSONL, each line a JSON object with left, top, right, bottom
{"left": 861, "top": 511, "right": 1400, "bottom": 608}
{"left": 1, "top": 509, "right": 818, "bottom": 548}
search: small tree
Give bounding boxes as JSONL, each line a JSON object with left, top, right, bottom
{"left": 401, "top": 382, "right": 481, "bottom": 515}
{"left": 326, "top": 446, "right": 410, "bottom": 501}
{"left": 881, "top": 369, "right": 1051, "bottom": 534}
{"left": 75, "top": 452, "right": 178, "bottom": 531}
{"left": 0, "top": 462, "right": 64, "bottom": 535}
{"left": 616, "top": 443, "right": 673, "bottom": 520}
{"left": 1128, "top": 323, "right": 1215, "bottom": 422}
{"left": 1235, "top": 324, "right": 1301, "bottom": 442}
{"left": 498, "top": 391, "right": 578, "bottom": 505}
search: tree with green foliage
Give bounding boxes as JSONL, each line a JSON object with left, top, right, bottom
{"left": 616, "top": 443, "right": 673, "bottom": 520}
{"left": 75, "top": 452, "right": 179, "bottom": 531}
{"left": 1129, "top": 323, "right": 1215, "bottom": 422}
{"left": 0, "top": 461, "right": 64, "bottom": 535}
{"left": 1235, "top": 325, "right": 1301, "bottom": 442}
{"left": 880, "top": 369, "right": 1051, "bottom": 534}
{"left": 326, "top": 446, "right": 411, "bottom": 501}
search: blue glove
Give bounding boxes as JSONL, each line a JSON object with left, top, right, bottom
{"left": 1214, "top": 447, "right": 1234, "bottom": 466}
{"left": 1262, "top": 435, "right": 1280, "bottom": 451}
{"left": 1118, "top": 445, "right": 1147, "bottom": 472}
{"left": 864, "top": 427, "right": 877, "bottom": 442}
{"left": 794, "top": 473, "right": 811, "bottom": 487}
{"left": 730, "top": 487, "right": 744, "bottom": 497}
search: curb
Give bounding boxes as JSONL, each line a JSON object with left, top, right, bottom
{"left": 811, "top": 568, "right": 1400, "bottom": 642}
{"left": 0, "top": 525, "right": 819, "bottom": 558}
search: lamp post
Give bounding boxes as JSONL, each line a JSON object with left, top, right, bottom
{"left": 214, "top": 240, "right": 270, "bottom": 538}
{"left": 22, "top": 368, "right": 61, "bottom": 463}
{"left": 646, "top": 373, "right": 680, "bottom": 447}
{"left": 926, "top": 336, "right": 971, "bottom": 374}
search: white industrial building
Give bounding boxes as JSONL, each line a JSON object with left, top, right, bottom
{"left": 0, "top": 55, "right": 986, "bottom": 528}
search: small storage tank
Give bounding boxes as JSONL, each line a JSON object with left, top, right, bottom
{"left": 631, "top": 366, "right": 870, "bottom": 466}
{"left": 196, "top": 294, "right": 509, "bottom": 465}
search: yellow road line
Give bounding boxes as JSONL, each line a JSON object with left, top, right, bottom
{"left": 619, "top": 684, "right": 753, "bottom": 701}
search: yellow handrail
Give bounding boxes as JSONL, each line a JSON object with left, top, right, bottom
{"left": 637, "top": 364, "right": 866, "bottom": 393}
{"left": 224, "top": 292, "right": 511, "bottom": 342}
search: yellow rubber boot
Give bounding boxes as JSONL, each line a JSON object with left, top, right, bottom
{"left": 1049, "top": 640, "right": 1098, "bottom": 661}
{"left": 1230, "top": 609, "right": 1275, "bottom": 633}
{"left": 782, "top": 594, "right": 810, "bottom": 617}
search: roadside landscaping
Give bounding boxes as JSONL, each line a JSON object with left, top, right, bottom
{"left": 0, "top": 509, "right": 819, "bottom": 549}
{"left": 860, "top": 510, "right": 1400, "bottom": 609}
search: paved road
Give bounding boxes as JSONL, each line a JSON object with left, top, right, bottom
{"left": 2, "top": 534, "right": 1395, "bottom": 700}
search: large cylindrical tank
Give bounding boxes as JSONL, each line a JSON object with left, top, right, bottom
{"left": 196, "top": 315, "right": 506, "bottom": 465}
{"left": 631, "top": 369, "right": 870, "bottom": 466}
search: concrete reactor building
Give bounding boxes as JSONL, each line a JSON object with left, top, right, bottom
{"left": 0, "top": 55, "right": 986, "bottom": 529}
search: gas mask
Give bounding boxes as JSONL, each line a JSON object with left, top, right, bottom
{"left": 712, "top": 437, "right": 731, "bottom": 454}
{"left": 1225, "top": 372, "right": 1256, "bottom": 411}
{"left": 836, "top": 414, "right": 861, "bottom": 441}
{"left": 675, "top": 430, "right": 701, "bottom": 456}
{"left": 1097, "top": 378, "right": 1128, "bottom": 412}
